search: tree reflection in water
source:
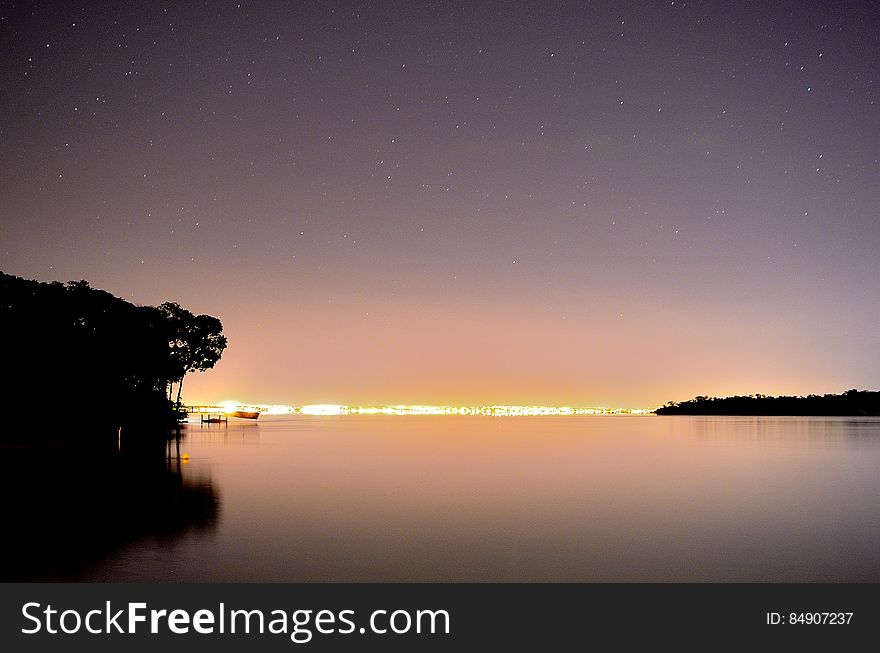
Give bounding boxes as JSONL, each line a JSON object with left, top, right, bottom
{"left": 0, "top": 430, "right": 219, "bottom": 581}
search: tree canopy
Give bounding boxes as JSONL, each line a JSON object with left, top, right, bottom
{"left": 655, "top": 390, "right": 880, "bottom": 416}
{"left": 0, "top": 271, "right": 227, "bottom": 440}
{"left": 158, "top": 301, "right": 227, "bottom": 403}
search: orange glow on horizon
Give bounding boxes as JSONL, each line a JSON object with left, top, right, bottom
{"left": 185, "top": 402, "right": 655, "bottom": 416}
{"left": 182, "top": 298, "right": 855, "bottom": 411}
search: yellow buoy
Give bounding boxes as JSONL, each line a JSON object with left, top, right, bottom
{"left": 182, "top": 453, "right": 190, "bottom": 460}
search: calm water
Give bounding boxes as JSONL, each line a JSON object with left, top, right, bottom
{"left": 48, "top": 416, "right": 880, "bottom": 581}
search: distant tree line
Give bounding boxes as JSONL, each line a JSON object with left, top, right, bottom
{"left": 655, "top": 390, "right": 880, "bottom": 416}
{"left": 0, "top": 271, "right": 226, "bottom": 441}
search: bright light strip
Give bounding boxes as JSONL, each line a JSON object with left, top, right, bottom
{"left": 337, "top": 405, "right": 654, "bottom": 416}
{"left": 300, "top": 404, "right": 348, "bottom": 416}
{"left": 187, "top": 402, "right": 654, "bottom": 416}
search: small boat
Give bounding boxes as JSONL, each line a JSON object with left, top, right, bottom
{"left": 231, "top": 410, "right": 260, "bottom": 420}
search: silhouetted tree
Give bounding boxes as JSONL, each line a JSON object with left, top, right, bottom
{"left": 0, "top": 271, "right": 227, "bottom": 442}
{"left": 158, "top": 302, "right": 227, "bottom": 405}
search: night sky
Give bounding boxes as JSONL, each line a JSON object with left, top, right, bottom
{"left": 1, "top": 1, "right": 878, "bottom": 407}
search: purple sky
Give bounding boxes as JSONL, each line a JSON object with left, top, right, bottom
{"left": 2, "top": 1, "right": 878, "bottom": 406}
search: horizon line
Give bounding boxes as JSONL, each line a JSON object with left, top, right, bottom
{"left": 185, "top": 402, "right": 657, "bottom": 416}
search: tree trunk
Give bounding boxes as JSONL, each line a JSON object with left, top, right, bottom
{"left": 175, "top": 375, "right": 185, "bottom": 406}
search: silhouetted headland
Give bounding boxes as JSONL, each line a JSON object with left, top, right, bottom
{"left": 0, "top": 271, "right": 226, "bottom": 445}
{"left": 655, "top": 390, "right": 880, "bottom": 416}
{"left": 1, "top": 271, "right": 225, "bottom": 579}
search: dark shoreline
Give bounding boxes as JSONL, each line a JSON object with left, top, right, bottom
{"left": 655, "top": 389, "right": 880, "bottom": 416}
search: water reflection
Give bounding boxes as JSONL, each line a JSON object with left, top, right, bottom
{"left": 0, "top": 431, "right": 219, "bottom": 581}
{"left": 686, "top": 415, "right": 880, "bottom": 449}
{"left": 7, "top": 416, "right": 880, "bottom": 581}
{"left": 185, "top": 419, "right": 262, "bottom": 445}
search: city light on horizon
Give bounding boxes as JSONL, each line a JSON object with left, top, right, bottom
{"left": 189, "top": 401, "right": 656, "bottom": 417}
